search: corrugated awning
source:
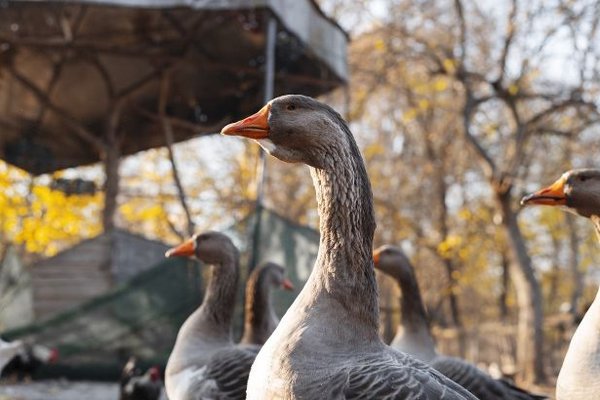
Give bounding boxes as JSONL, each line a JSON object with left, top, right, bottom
{"left": 0, "top": 0, "right": 348, "bottom": 174}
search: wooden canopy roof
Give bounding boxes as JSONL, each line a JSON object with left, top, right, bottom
{"left": 0, "top": 0, "right": 348, "bottom": 174}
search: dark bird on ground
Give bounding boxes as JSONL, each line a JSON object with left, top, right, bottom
{"left": 0, "top": 339, "right": 58, "bottom": 382}
{"left": 120, "top": 360, "right": 162, "bottom": 400}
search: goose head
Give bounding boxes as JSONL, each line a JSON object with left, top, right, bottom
{"left": 373, "top": 245, "right": 414, "bottom": 281}
{"left": 30, "top": 344, "right": 59, "bottom": 364}
{"left": 221, "top": 94, "right": 351, "bottom": 169}
{"left": 165, "top": 231, "right": 237, "bottom": 265}
{"left": 148, "top": 366, "right": 161, "bottom": 382}
{"left": 521, "top": 168, "right": 600, "bottom": 218}
{"left": 256, "top": 262, "right": 295, "bottom": 291}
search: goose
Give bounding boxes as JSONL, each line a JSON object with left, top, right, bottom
{"left": 221, "top": 94, "right": 477, "bottom": 399}
{"left": 240, "top": 262, "right": 295, "bottom": 346}
{"left": 373, "top": 245, "right": 547, "bottom": 399}
{"left": 522, "top": 168, "right": 600, "bottom": 400}
{"left": 164, "top": 231, "right": 260, "bottom": 400}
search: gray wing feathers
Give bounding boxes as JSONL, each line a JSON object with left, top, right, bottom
{"left": 341, "top": 353, "right": 479, "bottom": 400}
{"left": 497, "top": 379, "right": 547, "bottom": 400}
{"left": 196, "top": 346, "right": 260, "bottom": 400}
{"left": 206, "top": 346, "right": 260, "bottom": 399}
{"left": 431, "top": 356, "right": 546, "bottom": 400}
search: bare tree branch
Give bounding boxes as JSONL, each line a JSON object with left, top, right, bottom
{"left": 453, "top": 0, "right": 468, "bottom": 66}
{"left": 7, "top": 64, "right": 105, "bottom": 150}
{"left": 159, "top": 71, "right": 195, "bottom": 236}
{"left": 498, "top": 0, "right": 518, "bottom": 82}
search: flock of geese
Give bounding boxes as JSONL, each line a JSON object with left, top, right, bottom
{"left": 162, "top": 95, "right": 600, "bottom": 399}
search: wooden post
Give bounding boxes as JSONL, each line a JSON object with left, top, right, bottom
{"left": 102, "top": 103, "right": 123, "bottom": 232}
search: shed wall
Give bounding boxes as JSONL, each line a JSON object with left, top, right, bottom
{"left": 112, "top": 230, "right": 170, "bottom": 283}
{"left": 31, "top": 234, "right": 112, "bottom": 320}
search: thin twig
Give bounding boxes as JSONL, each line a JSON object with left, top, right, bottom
{"left": 159, "top": 72, "right": 195, "bottom": 236}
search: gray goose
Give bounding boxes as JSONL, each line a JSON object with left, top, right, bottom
{"left": 374, "top": 245, "right": 547, "bottom": 399}
{"left": 522, "top": 168, "right": 600, "bottom": 400}
{"left": 164, "top": 231, "right": 259, "bottom": 400}
{"left": 221, "top": 94, "right": 477, "bottom": 399}
{"left": 240, "top": 262, "right": 295, "bottom": 345}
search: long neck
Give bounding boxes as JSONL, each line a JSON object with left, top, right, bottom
{"left": 394, "top": 270, "right": 431, "bottom": 334}
{"left": 308, "top": 135, "right": 378, "bottom": 331}
{"left": 181, "top": 252, "right": 239, "bottom": 341}
{"left": 166, "top": 251, "right": 239, "bottom": 378}
{"left": 241, "top": 275, "right": 277, "bottom": 345}
{"left": 384, "top": 264, "right": 437, "bottom": 361}
{"left": 199, "top": 254, "right": 239, "bottom": 337}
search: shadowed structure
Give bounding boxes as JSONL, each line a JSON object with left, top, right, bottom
{"left": 0, "top": 0, "right": 348, "bottom": 174}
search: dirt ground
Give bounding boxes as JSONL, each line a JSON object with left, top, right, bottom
{"left": 0, "top": 379, "right": 554, "bottom": 400}
{"left": 0, "top": 380, "right": 167, "bottom": 400}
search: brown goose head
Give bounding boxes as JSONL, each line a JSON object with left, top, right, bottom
{"left": 221, "top": 94, "right": 351, "bottom": 169}
{"left": 521, "top": 169, "right": 600, "bottom": 218}
{"left": 252, "top": 262, "right": 294, "bottom": 291}
{"left": 165, "top": 231, "right": 237, "bottom": 264}
{"left": 373, "top": 245, "right": 414, "bottom": 280}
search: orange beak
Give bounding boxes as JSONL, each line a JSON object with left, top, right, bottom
{"left": 221, "top": 104, "right": 271, "bottom": 139}
{"left": 521, "top": 176, "right": 567, "bottom": 206}
{"left": 372, "top": 251, "right": 380, "bottom": 266}
{"left": 165, "top": 238, "right": 195, "bottom": 258}
{"left": 281, "top": 278, "right": 294, "bottom": 291}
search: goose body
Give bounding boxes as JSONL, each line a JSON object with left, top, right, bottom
{"left": 522, "top": 168, "right": 600, "bottom": 400}
{"left": 554, "top": 288, "right": 600, "bottom": 399}
{"left": 222, "top": 95, "right": 477, "bottom": 399}
{"left": 374, "top": 245, "right": 546, "bottom": 400}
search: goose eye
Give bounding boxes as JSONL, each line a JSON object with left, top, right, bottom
{"left": 286, "top": 104, "right": 296, "bottom": 111}
{"left": 580, "top": 176, "right": 589, "bottom": 182}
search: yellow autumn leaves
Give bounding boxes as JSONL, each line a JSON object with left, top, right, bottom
{"left": 0, "top": 162, "right": 102, "bottom": 256}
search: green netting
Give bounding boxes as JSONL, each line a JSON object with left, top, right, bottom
{"left": 223, "top": 207, "right": 319, "bottom": 327}
{"left": 2, "top": 257, "right": 203, "bottom": 380}
{"left": 0, "top": 208, "right": 320, "bottom": 380}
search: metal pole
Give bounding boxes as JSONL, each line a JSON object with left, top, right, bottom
{"left": 249, "top": 15, "right": 277, "bottom": 271}
{"left": 256, "top": 16, "right": 277, "bottom": 204}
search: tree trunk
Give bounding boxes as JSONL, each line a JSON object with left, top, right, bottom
{"left": 101, "top": 105, "right": 122, "bottom": 232}
{"left": 548, "top": 233, "right": 561, "bottom": 311}
{"left": 499, "top": 250, "right": 510, "bottom": 320}
{"left": 442, "top": 257, "right": 465, "bottom": 356}
{"left": 566, "top": 214, "right": 582, "bottom": 320}
{"left": 433, "top": 163, "right": 465, "bottom": 356}
{"left": 495, "top": 189, "right": 545, "bottom": 384}
{"left": 424, "top": 133, "right": 465, "bottom": 353}
{"left": 443, "top": 259, "right": 462, "bottom": 327}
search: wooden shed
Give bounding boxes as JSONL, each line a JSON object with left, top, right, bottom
{"left": 0, "top": 246, "right": 34, "bottom": 331}
{"left": 29, "top": 229, "right": 169, "bottom": 320}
